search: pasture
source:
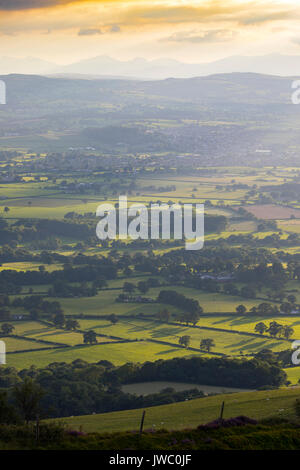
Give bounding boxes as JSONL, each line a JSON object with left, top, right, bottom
{"left": 243, "top": 204, "right": 300, "bottom": 220}
{"left": 6, "top": 340, "right": 205, "bottom": 369}
{"left": 50, "top": 387, "right": 300, "bottom": 433}
{"left": 3, "top": 336, "right": 56, "bottom": 352}
{"left": 78, "top": 317, "right": 289, "bottom": 355}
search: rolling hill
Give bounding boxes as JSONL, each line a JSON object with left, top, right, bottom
{"left": 50, "top": 387, "right": 300, "bottom": 433}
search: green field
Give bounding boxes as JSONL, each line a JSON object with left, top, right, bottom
{"left": 3, "top": 309, "right": 294, "bottom": 369}
{"left": 1, "top": 165, "right": 300, "bottom": 385}
{"left": 3, "top": 336, "right": 55, "bottom": 352}
{"left": 0, "top": 262, "right": 63, "bottom": 273}
{"left": 50, "top": 387, "right": 300, "bottom": 433}
{"left": 52, "top": 287, "right": 265, "bottom": 317}
{"left": 6, "top": 340, "right": 207, "bottom": 369}
{"left": 79, "top": 317, "right": 288, "bottom": 355}
{"left": 25, "top": 330, "right": 87, "bottom": 347}
{"left": 192, "top": 314, "right": 300, "bottom": 337}
{"left": 284, "top": 367, "right": 300, "bottom": 385}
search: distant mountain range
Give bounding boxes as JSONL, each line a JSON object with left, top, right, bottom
{"left": 0, "top": 72, "right": 298, "bottom": 158}
{"left": 1, "top": 54, "right": 300, "bottom": 79}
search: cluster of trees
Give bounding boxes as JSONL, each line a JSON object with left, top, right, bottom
{"left": 202, "top": 214, "right": 227, "bottom": 234}
{"left": 232, "top": 302, "right": 298, "bottom": 316}
{"left": 155, "top": 307, "right": 202, "bottom": 326}
{"left": 11, "top": 295, "right": 63, "bottom": 319}
{"left": 50, "top": 313, "right": 80, "bottom": 330}
{"left": 156, "top": 309, "right": 171, "bottom": 323}
{"left": 0, "top": 323, "right": 15, "bottom": 335}
{"left": 178, "top": 336, "right": 215, "bottom": 352}
{"left": 119, "top": 356, "right": 287, "bottom": 389}
{"left": 176, "top": 311, "right": 202, "bottom": 326}
{"left": 83, "top": 330, "right": 97, "bottom": 345}
{"left": 214, "top": 231, "right": 300, "bottom": 248}
{"left": 157, "top": 290, "right": 202, "bottom": 315}
{"left": 0, "top": 378, "right": 44, "bottom": 425}
{"left": 249, "top": 302, "right": 296, "bottom": 315}
{"left": 0, "top": 356, "right": 287, "bottom": 422}
{"left": 122, "top": 280, "right": 151, "bottom": 295}
{"left": 0, "top": 218, "right": 98, "bottom": 247}
{"left": 0, "top": 360, "right": 205, "bottom": 421}
{"left": 0, "top": 262, "right": 117, "bottom": 288}
{"left": 48, "top": 281, "right": 98, "bottom": 298}
{"left": 254, "top": 321, "right": 294, "bottom": 339}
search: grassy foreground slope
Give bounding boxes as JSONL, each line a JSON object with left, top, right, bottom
{"left": 52, "top": 387, "right": 300, "bottom": 433}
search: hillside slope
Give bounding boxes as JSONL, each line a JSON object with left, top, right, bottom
{"left": 51, "top": 387, "right": 300, "bottom": 433}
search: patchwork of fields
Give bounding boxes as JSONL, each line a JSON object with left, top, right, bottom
{"left": 2, "top": 166, "right": 300, "bottom": 400}
{"left": 2, "top": 314, "right": 295, "bottom": 372}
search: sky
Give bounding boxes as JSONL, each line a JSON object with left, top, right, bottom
{"left": 0, "top": 0, "right": 300, "bottom": 64}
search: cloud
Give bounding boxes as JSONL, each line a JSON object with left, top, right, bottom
{"left": 238, "top": 10, "right": 294, "bottom": 26}
{"left": 77, "top": 24, "right": 121, "bottom": 36}
{"left": 0, "top": 0, "right": 299, "bottom": 37}
{"left": 109, "top": 24, "right": 121, "bottom": 33}
{"left": 0, "top": 0, "right": 132, "bottom": 11}
{"left": 0, "top": 0, "right": 74, "bottom": 10}
{"left": 78, "top": 27, "right": 102, "bottom": 36}
{"left": 163, "top": 29, "right": 237, "bottom": 44}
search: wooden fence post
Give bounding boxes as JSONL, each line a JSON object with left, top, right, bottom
{"left": 219, "top": 401, "right": 225, "bottom": 422}
{"left": 139, "top": 410, "right": 146, "bottom": 435}
{"left": 35, "top": 415, "right": 40, "bottom": 445}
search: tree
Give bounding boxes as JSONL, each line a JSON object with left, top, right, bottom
{"left": 93, "top": 278, "right": 107, "bottom": 290}
{"left": 224, "top": 283, "right": 239, "bottom": 296}
{"left": 255, "top": 349, "right": 277, "bottom": 364}
{"left": 137, "top": 281, "right": 149, "bottom": 295}
{"left": 3, "top": 207, "right": 9, "bottom": 213}
{"left": 187, "top": 311, "right": 200, "bottom": 326}
{"left": 295, "top": 399, "right": 300, "bottom": 418}
{"left": 240, "top": 286, "right": 256, "bottom": 299}
{"left": 257, "top": 303, "right": 276, "bottom": 315}
{"left": 283, "top": 325, "right": 294, "bottom": 340}
{"left": 65, "top": 319, "right": 80, "bottom": 331}
{"left": 200, "top": 338, "right": 215, "bottom": 353}
{"left": 267, "top": 321, "right": 283, "bottom": 338}
{"left": 157, "top": 309, "right": 170, "bottom": 323}
{"left": 123, "top": 266, "right": 132, "bottom": 277}
{"left": 254, "top": 322, "right": 267, "bottom": 335}
{"left": 108, "top": 314, "right": 119, "bottom": 325}
{"left": 1, "top": 323, "right": 14, "bottom": 335}
{"left": 13, "top": 378, "right": 44, "bottom": 424}
{"left": 0, "top": 309, "right": 11, "bottom": 322}
{"left": 83, "top": 330, "right": 98, "bottom": 345}
{"left": 179, "top": 335, "right": 191, "bottom": 348}
{"left": 236, "top": 304, "right": 247, "bottom": 314}
{"left": 287, "top": 294, "right": 296, "bottom": 304}
{"left": 52, "top": 312, "right": 65, "bottom": 328}
{"left": 29, "top": 309, "right": 41, "bottom": 320}
{"left": 273, "top": 291, "right": 286, "bottom": 302}
{"left": 0, "top": 391, "right": 20, "bottom": 425}
{"left": 123, "top": 282, "right": 136, "bottom": 294}
{"left": 280, "top": 302, "right": 293, "bottom": 314}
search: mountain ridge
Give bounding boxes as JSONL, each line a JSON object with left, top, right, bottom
{"left": 1, "top": 54, "right": 300, "bottom": 79}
